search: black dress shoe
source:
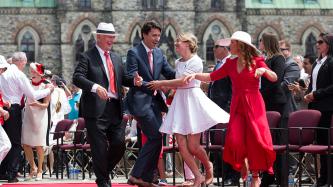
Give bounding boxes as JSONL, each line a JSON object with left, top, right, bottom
{"left": 8, "top": 177, "right": 19, "bottom": 183}
{"left": 127, "top": 176, "right": 150, "bottom": 187}
{"left": 97, "top": 181, "right": 110, "bottom": 187}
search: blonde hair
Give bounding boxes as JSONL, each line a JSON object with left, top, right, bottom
{"left": 176, "top": 32, "right": 198, "bottom": 53}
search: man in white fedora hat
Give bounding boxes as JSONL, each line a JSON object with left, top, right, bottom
{"left": 73, "top": 22, "right": 142, "bottom": 187}
{"left": 0, "top": 52, "right": 53, "bottom": 183}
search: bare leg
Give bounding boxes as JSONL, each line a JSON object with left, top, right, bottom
{"left": 187, "top": 133, "right": 213, "bottom": 185}
{"left": 251, "top": 171, "right": 261, "bottom": 187}
{"left": 48, "top": 151, "right": 54, "bottom": 173}
{"left": 175, "top": 134, "right": 204, "bottom": 187}
{"left": 22, "top": 144, "right": 37, "bottom": 179}
{"left": 157, "top": 157, "right": 166, "bottom": 180}
{"left": 241, "top": 158, "right": 249, "bottom": 181}
{"left": 35, "top": 146, "right": 44, "bottom": 180}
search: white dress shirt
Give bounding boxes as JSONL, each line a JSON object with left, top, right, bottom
{"left": 0, "top": 64, "right": 50, "bottom": 104}
{"left": 91, "top": 45, "right": 118, "bottom": 99}
{"left": 311, "top": 56, "right": 327, "bottom": 92}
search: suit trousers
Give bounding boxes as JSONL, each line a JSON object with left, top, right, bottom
{"left": 85, "top": 99, "right": 125, "bottom": 185}
{"left": 131, "top": 99, "right": 163, "bottom": 182}
{"left": 0, "top": 104, "right": 23, "bottom": 180}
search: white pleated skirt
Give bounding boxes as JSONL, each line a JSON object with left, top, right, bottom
{"left": 160, "top": 87, "right": 230, "bottom": 135}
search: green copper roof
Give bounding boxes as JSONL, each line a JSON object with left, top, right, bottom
{"left": 246, "top": 0, "right": 333, "bottom": 9}
{"left": 0, "top": 0, "right": 55, "bottom": 7}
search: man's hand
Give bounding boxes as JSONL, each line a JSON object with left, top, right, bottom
{"left": 134, "top": 72, "right": 143, "bottom": 87}
{"left": 96, "top": 85, "right": 108, "bottom": 100}
{"left": 287, "top": 82, "right": 301, "bottom": 95}
{"left": 304, "top": 92, "right": 314, "bottom": 103}
{"left": 254, "top": 68, "right": 266, "bottom": 78}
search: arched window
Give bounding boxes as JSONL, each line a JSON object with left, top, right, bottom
{"left": 17, "top": 27, "right": 40, "bottom": 63}
{"left": 159, "top": 25, "right": 177, "bottom": 66}
{"left": 202, "top": 20, "right": 231, "bottom": 65}
{"left": 301, "top": 26, "right": 320, "bottom": 56}
{"left": 257, "top": 26, "right": 280, "bottom": 46}
{"left": 206, "top": 35, "right": 215, "bottom": 62}
{"left": 305, "top": 33, "right": 317, "bottom": 56}
{"left": 133, "top": 30, "right": 141, "bottom": 47}
{"left": 75, "top": 34, "right": 84, "bottom": 61}
{"left": 88, "top": 34, "right": 95, "bottom": 49}
{"left": 130, "top": 25, "right": 142, "bottom": 47}
{"left": 21, "top": 31, "right": 35, "bottom": 62}
{"left": 72, "top": 21, "right": 95, "bottom": 63}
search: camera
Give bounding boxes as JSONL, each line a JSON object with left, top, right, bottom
{"left": 55, "top": 79, "right": 63, "bottom": 87}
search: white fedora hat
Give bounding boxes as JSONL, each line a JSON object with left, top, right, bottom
{"left": 0, "top": 55, "right": 9, "bottom": 69}
{"left": 226, "top": 31, "right": 258, "bottom": 50}
{"left": 92, "top": 22, "right": 119, "bottom": 36}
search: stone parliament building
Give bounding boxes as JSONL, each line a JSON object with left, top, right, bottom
{"left": 0, "top": 0, "right": 332, "bottom": 81}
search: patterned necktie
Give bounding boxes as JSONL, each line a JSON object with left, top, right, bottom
{"left": 148, "top": 50, "right": 153, "bottom": 73}
{"left": 104, "top": 51, "right": 116, "bottom": 93}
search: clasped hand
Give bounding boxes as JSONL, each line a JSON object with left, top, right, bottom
{"left": 147, "top": 80, "right": 162, "bottom": 90}
{"left": 254, "top": 68, "right": 266, "bottom": 78}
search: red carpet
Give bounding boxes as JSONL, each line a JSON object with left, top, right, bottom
{"left": 1, "top": 183, "right": 131, "bottom": 187}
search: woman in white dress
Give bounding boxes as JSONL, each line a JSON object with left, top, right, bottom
{"left": 148, "top": 32, "right": 229, "bottom": 187}
{"left": 21, "top": 63, "right": 51, "bottom": 181}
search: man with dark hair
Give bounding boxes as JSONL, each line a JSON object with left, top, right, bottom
{"left": 73, "top": 22, "right": 142, "bottom": 187}
{"left": 126, "top": 21, "right": 175, "bottom": 186}
{"left": 276, "top": 39, "right": 300, "bottom": 186}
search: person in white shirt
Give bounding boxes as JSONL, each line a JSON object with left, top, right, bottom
{"left": 0, "top": 52, "right": 53, "bottom": 183}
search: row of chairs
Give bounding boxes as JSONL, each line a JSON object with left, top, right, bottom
{"left": 47, "top": 110, "right": 332, "bottom": 186}
{"left": 50, "top": 116, "right": 132, "bottom": 180}
{"left": 163, "top": 109, "right": 333, "bottom": 186}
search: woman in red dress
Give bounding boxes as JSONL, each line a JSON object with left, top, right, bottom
{"left": 185, "top": 31, "right": 277, "bottom": 187}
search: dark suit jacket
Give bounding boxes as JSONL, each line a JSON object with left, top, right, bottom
{"left": 261, "top": 55, "right": 287, "bottom": 109}
{"left": 208, "top": 67, "right": 232, "bottom": 112}
{"left": 307, "top": 56, "right": 333, "bottom": 111}
{"left": 126, "top": 43, "right": 175, "bottom": 116}
{"left": 73, "top": 46, "right": 134, "bottom": 119}
{"left": 281, "top": 57, "right": 300, "bottom": 116}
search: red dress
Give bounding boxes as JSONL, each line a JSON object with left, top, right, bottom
{"left": 210, "top": 57, "right": 275, "bottom": 173}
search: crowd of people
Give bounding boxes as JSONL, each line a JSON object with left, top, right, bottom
{"left": 0, "top": 52, "right": 82, "bottom": 183}
{"left": 0, "top": 19, "right": 333, "bottom": 187}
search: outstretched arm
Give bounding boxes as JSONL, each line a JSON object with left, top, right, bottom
{"left": 184, "top": 73, "right": 211, "bottom": 84}
{"left": 147, "top": 77, "right": 186, "bottom": 90}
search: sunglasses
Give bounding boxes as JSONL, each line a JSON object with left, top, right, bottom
{"left": 317, "top": 40, "right": 324, "bottom": 45}
{"left": 214, "top": 45, "right": 223, "bottom": 49}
